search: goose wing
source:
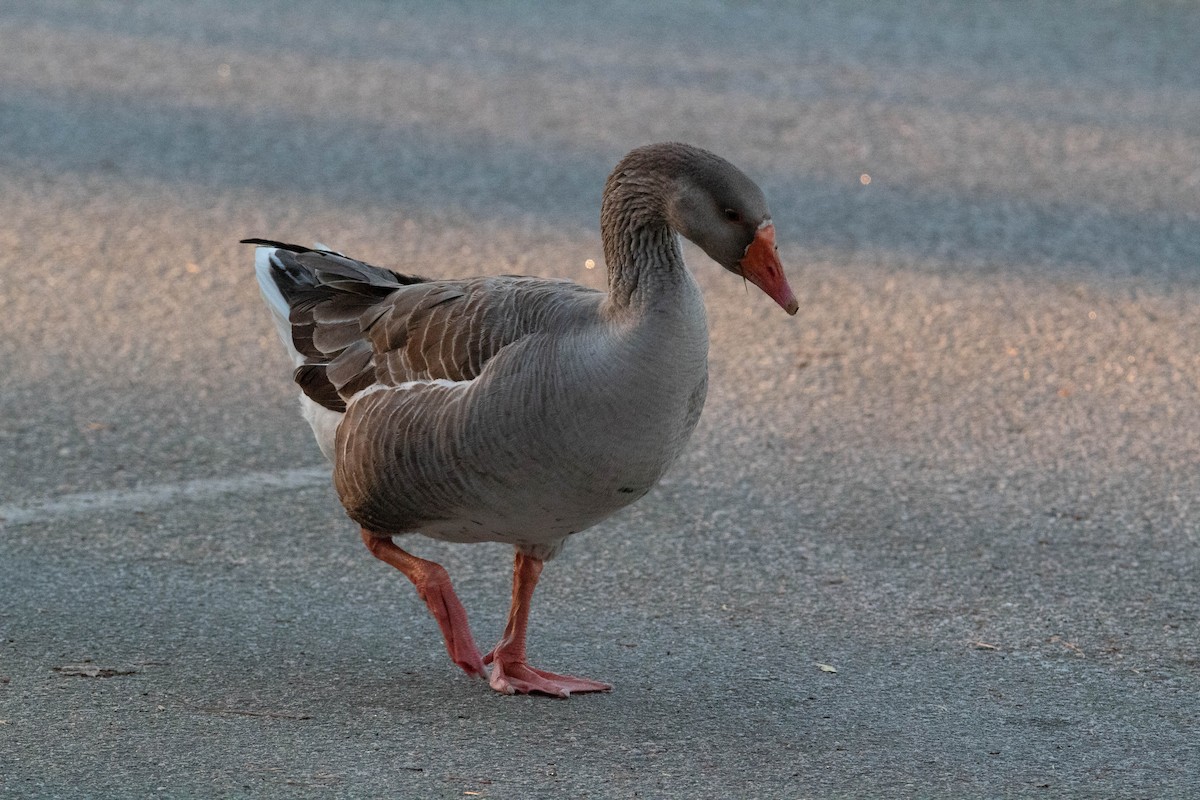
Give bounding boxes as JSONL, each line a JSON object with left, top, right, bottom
{"left": 246, "top": 239, "right": 601, "bottom": 412}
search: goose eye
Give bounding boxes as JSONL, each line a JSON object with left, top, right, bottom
{"left": 723, "top": 208, "right": 742, "bottom": 223}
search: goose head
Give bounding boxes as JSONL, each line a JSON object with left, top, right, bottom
{"left": 664, "top": 148, "right": 799, "bottom": 316}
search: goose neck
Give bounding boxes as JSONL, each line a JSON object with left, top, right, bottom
{"left": 603, "top": 218, "right": 686, "bottom": 311}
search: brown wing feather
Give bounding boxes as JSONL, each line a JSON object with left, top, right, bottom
{"left": 248, "top": 240, "right": 425, "bottom": 411}
{"left": 250, "top": 239, "right": 601, "bottom": 412}
{"left": 368, "top": 276, "right": 600, "bottom": 389}
{"left": 369, "top": 280, "right": 539, "bottom": 386}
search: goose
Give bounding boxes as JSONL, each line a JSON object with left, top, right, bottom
{"left": 245, "top": 142, "right": 797, "bottom": 697}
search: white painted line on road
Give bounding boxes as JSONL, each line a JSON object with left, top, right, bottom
{"left": 0, "top": 466, "right": 331, "bottom": 525}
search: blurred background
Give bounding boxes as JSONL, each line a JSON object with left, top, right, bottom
{"left": 1, "top": 1, "right": 1198, "bottom": 796}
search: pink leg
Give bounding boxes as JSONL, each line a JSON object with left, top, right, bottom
{"left": 484, "top": 550, "right": 611, "bottom": 697}
{"left": 361, "top": 530, "right": 486, "bottom": 678}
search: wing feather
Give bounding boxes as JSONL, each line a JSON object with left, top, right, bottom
{"left": 247, "top": 239, "right": 602, "bottom": 412}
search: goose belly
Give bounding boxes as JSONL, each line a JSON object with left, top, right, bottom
{"left": 413, "top": 376, "right": 706, "bottom": 550}
{"left": 334, "top": 398, "right": 674, "bottom": 550}
{"left": 436, "top": 340, "right": 709, "bottom": 544}
{"left": 333, "top": 313, "right": 709, "bottom": 551}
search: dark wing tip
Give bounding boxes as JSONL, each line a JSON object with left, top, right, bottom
{"left": 240, "top": 238, "right": 315, "bottom": 253}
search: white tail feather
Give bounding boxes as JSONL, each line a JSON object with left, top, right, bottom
{"left": 253, "top": 246, "right": 305, "bottom": 367}
{"left": 253, "top": 244, "right": 344, "bottom": 455}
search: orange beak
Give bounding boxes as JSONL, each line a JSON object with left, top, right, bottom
{"left": 739, "top": 223, "right": 798, "bottom": 315}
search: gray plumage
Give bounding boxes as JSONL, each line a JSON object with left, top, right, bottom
{"left": 248, "top": 142, "right": 788, "bottom": 561}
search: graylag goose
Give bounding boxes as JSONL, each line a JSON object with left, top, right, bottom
{"left": 245, "top": 142, "right": 797, "bottom": 697}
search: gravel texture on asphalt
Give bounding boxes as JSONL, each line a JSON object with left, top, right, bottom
{"left": 2, "top": 1, "right": 1198, "bottom": 796}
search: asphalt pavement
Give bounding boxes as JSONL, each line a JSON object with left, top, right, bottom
{"left": 2, "top": 1, "right": 1199, "bottom": 797}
